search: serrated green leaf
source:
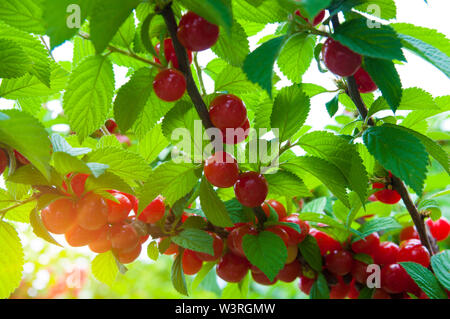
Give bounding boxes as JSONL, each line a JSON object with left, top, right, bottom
{"left": 92, "top": 251, "right": 119, "bottom": 287}
{"left": 298, "top": 235, "right": 322, "bottom": 272}
{"left": 325, "top": 94, "right": 339, "bottom": 117}
{"left": 214, "top": 65, "right": 258, "bottom": 94}
{"left": 51, "top": 134, "right": 91, "bottom": 156}
{"left": 63, "top": 55, "right": 115, "bottom": 141}
{"left": 211, "top": 20, "right": 249, "bottom": 67}
{"left": 172, "top": 229, "right": 214, "bottom": 255}
{"left": 200, "top": 178, "right": 234, "bottom": 227}
{"left": 431, "top": 251, "right": 450, "bottom": 290}
{"left": 172, "top": 251, "right": 188, "bottom": 295}
{"left": 265, "top": 170, "right": 310, "bottom": 198}
{"left": 310, "top": 273, "right": 329, "bottom": 299}
{"left": 355, "top": 0, "right": 397, "bottom": 20}
{"left": 278, "top": 33, "right": 315, "bottom": 83}
{"left": 0, "top": 38, "right": 31, "bottom": 78}
{"left": 0, "top": 0, "right": 45, "bottom": 34}
{"left": 84, "top": 172, "right": 133, "bottom": 195}
{"left": 233, "top": 0, "right": 287, "bottom": 23}
{"left": 138, "top": 124, "right": 169, "bottom": 164}
{"left": 399, "top": 262, "right": 447, "bottom": 299}
{"left": 355, "top": 217, "right": 401, "bottom": 239}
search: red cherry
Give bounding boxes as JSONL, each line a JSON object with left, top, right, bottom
{"left": 110, "top": 222, "right": 140, "bottom": 253}
{"left": 251, "top": 271, "right": 277, "bottom": 285}
{"left": 221, "top": 118, "right": 250, "bottom": 144}
{"left": 351, "top": 260, "right": 369, "bottom": 284}
{"left": 116, "top": 244, "right": 142, "bottom": 264}
{"left": 310, "top": 229, "right": 341, "bottom": 255}
{"left": 140, "top": 234, "right": 149, "bottom": 244}
{"left": 322, "top": 38, "right": 362, "bottom": 77}
{"left": 106, "top": 192, "right": 132, "bottom": 224}
{"left": 62, "top": 173, "right": 89, "bottom": 197}
{"left": 153, "top": 68, "right": 186, "bottom": 102}
{"left": 372, "top": 182, "right": 401, "bottom": 204}
{"left": 426, "top": 218, "right": 450, "bottom": 241}
{"left": 381, "top": 263, "right": 411, "bottom": 294}
{"left": 88, "top": 225, "right": 112, "bottom": 253}
{"left": 351, "top": 233, "right": 380, "bottom": 256}
{"left": 399, "top": 226, "right": 420, "bottom": 242}
{"left": 216, "top": 252, "right": 249, "bottom": 283}
{"left": 266, "top": 226, "right": 290, "bottom": 247}
{"left": 155, "top": 38, "right": 192, "bottom": 69}
{"left": 276, "top": 260, "right": 301, "bottom": 283}
{"left": 194, "top": 232, "right": 224, "bottom": 261}
{"left": 177, "top": 11, "right": 219, "bottom": 51}
{"left": 14, "top": 150, "right": 30, "bottom": 165}
{"left": 138, "top": 196, "right": 165, "bottom": 224}
{"left": 325, "top": 250, "right": 353, "bottom": 276}
{"left": 329, "top": 276, "right": 350, "bottom": 299}
{"left": 372, "top": 289, "right": 391, "bottom": 299}
{"left": 262, "top": 199, "right": 287, "bottom": 219}
{"left": 353, "top": 67, "right": 377, "bottom": 93}
{"left": 65, "top": 224, "right": 103, "bottom": 247}
{"left": 41, "top": 198, "right": 77, "bottom": 234}
{"left": 399, "top": 239, "right": 421, "bottom": 249}
{"left": 182, "top": 249, "right": 203, "bottom": 275}
{"left": 105, "top": 119, "right": 118, "bottom": 133}
{"left": 203, "top": 151, "right": 239, "bottom": 188}
{"left": 397, "top": 243, "right": 430, "bottom": 268}
{"left": 279, "top": 214, "right": 310, "bottom": 245}
{"left": 298, "top": 276, "right": 315, "bottom": 295}
{"left": 227, "top": 224, "right": 257, "bottom": 257}
{"left": 0, "top": 149, "right": 8, "bottom": 175}
{"left": 374, "top": 241, "right": 399, "bottom": 266}
{"left": 234, "top": 172, "right": 268, "bottom": 207}
{"left": 209, "top": 94, "right": 247, "bottom": 131}
{"left": 294, "top": 9, "right": 325, "bottom": 26}
{"left": 115, "top": 134, "right": 131, "bottom": 147}
{"left": 76, "top": 193, "right": 109, "bottom": 231}
{"left": 347, "top": 279, "right": 359, "bottom": 299}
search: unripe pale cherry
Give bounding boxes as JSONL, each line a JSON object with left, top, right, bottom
{"left": 322, "top": 38, "right": 362, "bottom": 77}
{"left": 153, "top": 68, "right": 186, "bottom": 102}
{"left": 203, "top": 151, "right": 239, "bottom": 188}
{"left": 177, "top": 11, "right": 219, "bottom": 51}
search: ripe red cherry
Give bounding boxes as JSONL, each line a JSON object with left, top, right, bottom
{"left": 251, "top": 270, "right": 277, "bottom": 285}
{"left": 177, "top": 11, "right": 219, "bottom": 51}
{"left": 351, "top": 233, "right": 380, "bottom": 256}
{"left": 298, "top": 276, "right": 315, "bottom": 295}
{"left": 76, "top": 193, "right": 110, "bottom": 231}
{"left": 374, "top": 241, "right": 399, "bottom": 266}
{"left": 329, "top": 276, "right": 350, "bottom": 299}
{"left": 227, "top": 224, "right": 257, "bottom": 257}
{"left": 322, "top": 38, "right": 362, "bottom": 77}
{"left": 325, "top": 250, "right": 354, "bottom": 276}
{"left": 155, "top": 38, "right": 192, "bottom": 69}
{"left": 65, "top": 224, "right": 103, "bottom": 247}
{"left": 116, "top": 244, "right": 141, "bottom": 264}
{"left": 182, "top": 249, "right": 203, "bottom": 275}
{"left": 399, "top": 226, "right": 420, "bottom": 242}
{"left": 351, "top": 260, "right": 369, "bottom": 284}
{"left": 204, "top": 151, "right": 239, "bottom": 188}
{"left": 347, "top": 279, "right": 359, "bottom": 299}
{"left": 266, "top": 226, "right": 290, "bottom": 247}
{"left": 279, "top": 214, "right": 310, "bottom": 245}
{"left": 110, "top": 222, "right": 140, "bottom": 253}
{"left": 153, "top": 68, "right": 186, "bottom": 102}
{"left": 88, "top": 225, "right": 112, "bottom": 253}
{"left": 14, "top": 150, "right": 30, "bottom": 165}
{"left": 138, "top": 196, "right": 165, "bottom": 224}
{"left": 41, "top": 198, "right": 77, "bottom": 234}
{"left": 105, "top": 119, "right": 118, "bottom": 133}
{"left": 0, "top": 149, "right": 8, "bottom": 175}
{"left": 221, "top": 118, "right": 250, "bottom": 144}
{"left": 216, "top": 252, "right": 249, "bottom": 283}
{"left": 106, "top": 192, "right": 132, "bottom": 224}
{"left": 381, "top": 263, "right": 411, "bottom": 294}
{"left": 372, "top": 182, "right": 401, "bottom": 204}
{"left": 426, "top": 217, "right": 450, "bottom": 241}
{"left": 194, "top": 232, "right": 224, "bottom": 261}
{"left": 295, "top": 9, "right": 325, "bottom": 26}
{"left": 209, "top": 94, "right": 247, "bottom": 131}
{"left": 262, "top": 200, "right": 287, "bottom": 219}
{"left": 310, "top": 229, "right": 341, "bottom": 255}
{"left": 397, "top": 242, "right": 430, "bottom": 268}
{"left": 372, "top": 289, "right": 391, "bottom": 299}
{"left": 62, "top": 173, "right": 89, "bottom": 197}
{"left": 234, "top": 172, "right": 268, "bottom": 207}
{"left": 276, "top": 260, "right": 301, "bottom": 283}
{"left": 353, "top": 67, "right": 377, "bottom": 93}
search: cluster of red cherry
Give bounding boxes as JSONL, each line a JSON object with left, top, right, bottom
{"left": 40, "top": 172, "right": 168, "bottom": 264}
{"left": 152, "top": 11, "right": 219, "bottom": 102}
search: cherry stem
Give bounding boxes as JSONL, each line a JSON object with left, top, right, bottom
{"left": 330, "top": 14, "right": 438, "bottom": 255}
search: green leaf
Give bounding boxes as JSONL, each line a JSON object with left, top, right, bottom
{"left": 30, "top": 208, "right": 62, "bottom": 247}
{"left": 199, "top": 178, "right": 234, "bottom": 227}
{"left": 92, "top": 251, "right": 119, "bottom": 287}
{"left": 51, "top": 133, "right": 91, "bottom": 156}
{"left": 84, "top": 172, "right": 133, "bottom": 196}
{"left": 147, "top": 241, "right": 159, "bottom": 261}
{"left": 243, "top": 35, "right": 287, "bottom": 97}
{"left": 298, "top": 235, "right": 322, "bottom": 272}
{"left": 354, "top": 0, "right": 397, "bottom": 20}
{"left": 265, "top": 171, "right": 310, "bottom": 198}
{"left": 363, "top": 57, "right": 402, "bottom": 112}
{"left": 138, "top": 124, "right": 169, "bottom": 164}
{"left": 271, "top": 84, "right": 310, "bottom": 142}
{"left": 114, "top": 67, "right": 154, "bottom": 132}
{"left": 111, "top": 13, "right": 136, "bottom": 49}
{"left": 310, "top": 273, "right": 329, "bottom": 299}
{"left": 233, "top": 0, "right": 287, "bottom": 24}
{"left": 0, "top": 109, "right": 52, "bottom": 180}
{"left": 179, "top": 0, "right": 233, "bottom": 34}
{"left": 90, "top": 0, "right": 140, "bottom": 53}
{"left": 52, "top": 152, "right": 90, "bottom": 176}
{"left": 399, "top": 262, "right": 447, "bottom": 299}
{"left": 171, "top": 252, "right": 188, "bottom": 295}
{"left": 277, "top": 33, "right": 315, "bottom": 83}
{"left": 214, "top": 65, "right": 258, "bottom": 94}
{"left": 333, "top": 18, "right": 405, "bottom": 61}
{"left": 192, "top": 262, "right": 217, "bottom": 291}
{"left": 431, "top": 251, "right": 450, "bottom": 290}
{"left": 63, "top": 55, "right": 115, "bottom": 141}
{"left": 242, "top": 231, "right": 287, "bottom": 281}
{"left": 0, "top": 0, "right": 45, "bottom": 34}
{"left": 0, "top": 221, "right": 24, "bottom": 299}
{"left": 363, "top": 124, "right": 429, "bottom": 195}
{"left": 325, "top": 94, "right": 339, "bottom": 117}
{"left": 172, "top": 229, "right": 214, "bottom": 255}
{"left": 355, "top": 217, "right": 402, "bottom": 239}
{"left": 211, "top": 20, "right": 249, "bottom": 67}
{"left": 277, "top": 0, "right": 331, "bottom": 20}
{"left": 0, "top": 38, "right": 31, "bottom": 78}
{"left": 358, "top": 287, "right": 375, "bottom": 299}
